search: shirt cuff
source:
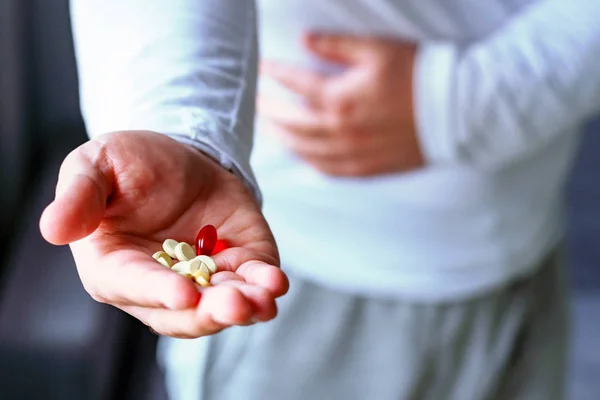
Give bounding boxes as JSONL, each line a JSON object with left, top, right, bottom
{"left": 413, "top": 42, "right": 460, "bottom": 165}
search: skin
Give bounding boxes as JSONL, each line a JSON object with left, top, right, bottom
{"left": 39, "top": 131, "right": 289, "bottom": 338}
{"left": 259, "top": 33, "right": 425, "bottom": 177}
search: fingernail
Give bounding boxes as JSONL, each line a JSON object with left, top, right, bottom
{"left": 235, "top": 318, "right": 259, "bottom": 327}
{"left": 212, "top": 315, "right": 232, "bottom": 326}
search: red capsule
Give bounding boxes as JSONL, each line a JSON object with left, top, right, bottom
{"left": 212, "top": 239, "right": 229, "bottom": 254}
{"left": 196, "top": 224, "right": 218, "bottom": 256}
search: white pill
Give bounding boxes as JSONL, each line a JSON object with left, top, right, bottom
{"left": 175, "top": 242, "right": 195, "bottom": 261}
{"left": 172, "top": 260, "right": 191, "bottom": 274}
{"left": 152, "top": 251, "right": 173, "bottom": 268}
{"left": 188, "top": 258, "right": 201, "bottom": 274}
{"left": 194, "top": 255, "right": 217, "bottom": 274}
{"left": 162, "top": 239, "right": 179, "bottom": 258}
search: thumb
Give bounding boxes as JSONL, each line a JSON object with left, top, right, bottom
{"left": 40, "top": 143, "right": 113, "bottom": 245}
{"left": 304, "top": 32, "right": 370, "bottom": 64}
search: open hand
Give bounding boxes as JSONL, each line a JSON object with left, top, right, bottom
{"left": 259, "top": 33, "right": 424, "bottom": 177}
{"left": 40, "top": 131, "right": 288, "bottom": 338}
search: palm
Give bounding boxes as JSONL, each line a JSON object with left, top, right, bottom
{"left": 41, "top": 131, "right": 287, "bottom": 338}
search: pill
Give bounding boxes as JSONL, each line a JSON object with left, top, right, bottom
{"left": 194, "top": 255, "right": 217, "bottom": 274}
{"left": 198, "top": 263, "right": 210, "bottom": 277}
{"left": 162, "top": 239, "right": 179, "bottom": 258}
{"left": 188, "top": 258, "right": 201, "bottom": 274}
{"left": 196, "top": 225, "right": 218, "bottom": 256}
{"left": 192, "top": 265, "right": 210, "bottom": 281}
{"left": 174, "top": 242, "right": 195, "bottom": 261}
{"left": 212, "top": 239, "right": 229, "bottom": 254}
{"left": 152, "top": 251, "right": 173, "bottom": 268}
{"left": 172, "top": 260, "right": 191, "bottom": 274}
{"left": 194, "top": 275, "right": 211, "bottom": 287}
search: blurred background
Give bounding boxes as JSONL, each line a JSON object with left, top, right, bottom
{"left": 0, "top": 1, "right": 598, "bottom": 399}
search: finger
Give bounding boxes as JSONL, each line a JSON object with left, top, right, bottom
{"left": 257, "top": 96, "right": 327, "bottom": 137}
{"left": 209, "top": 271, "right": 244, "bottom": 283}
{"left": 304, "top": 33, "right": 372, "bottom": 64}
{"left": 212, "top": 279, "right": 278, "bottom": 322}
{"left": 235, "top": 261, "right": 289, "bottom": 298}
{"left": 211, "top": 248, "right": 289, "bottom": 298}
{"left": 303, "top": 152, "right": 393, "bottom": 177}
{"left": 260, "top": 60, "right": 327, "bottom": 103}
{"left": 120, "top": 285, "right": 253, "bottom": 338}
{"left": 274, "top": 124, "right": 364, "bottom": 160}
{"left": 40, "top": 141, "right": 113, "bottom": 245}
{"left": 72, "top": 244, "right": 201, "bottom": 310}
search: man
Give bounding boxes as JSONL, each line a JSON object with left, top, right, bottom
{"left": 41, "top": 0, "right": 600, "bottom": 399}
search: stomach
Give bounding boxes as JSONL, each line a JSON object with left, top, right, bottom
{"left": 251, "top": 0, "right": 570, "bottom": 273}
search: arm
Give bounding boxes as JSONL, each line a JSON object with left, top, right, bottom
{"left": 40, "top": 0, "right": 287, "bottom": 337}
{"left": 70, "top": 0, "right": 261, "bottom": 201}
{"left": 415, "top": 0, "right": 600, "bottom": 169}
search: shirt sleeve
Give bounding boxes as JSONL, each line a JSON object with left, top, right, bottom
{"left": 414, "top": 0, "right": 600, "bottom": 169}
{"left": 69, "top": 0, "right": 261, "bottom": 203}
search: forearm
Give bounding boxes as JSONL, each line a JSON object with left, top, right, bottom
{"left": 70, "top": 0, "right": 261, "bottom": 201}
{"left": 415, "top": 0, "right": 600, "bottom": 169}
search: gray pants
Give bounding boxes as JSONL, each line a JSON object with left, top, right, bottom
{"left": 159, "top": 250, "right": 569, "bottom": 400}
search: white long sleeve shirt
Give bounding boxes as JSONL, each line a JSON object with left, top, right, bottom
{"left": 71, "top": 0, "right": 600, "bottom": 301}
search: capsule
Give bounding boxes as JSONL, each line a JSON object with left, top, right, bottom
{"left": 196, "top": 224, "right": 218, "bottom": 256}
{"left": 212, "top": 239, "right": 229, "bottom": 254}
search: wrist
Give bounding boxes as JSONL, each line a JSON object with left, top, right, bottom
{"left": 166, "top": 133, "right": 263, "bottom": 206}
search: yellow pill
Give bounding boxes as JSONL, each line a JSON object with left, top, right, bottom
{"left": 198, "top": 264, "right": 210, "bottom": 278}
{"left": 194, "top": 255, "right": 217, "bottom": 274}
{"left": 174, "top": 242, "right": 195, "bottom": 261}
{"left": 152, "top": 251, "right": 173, "bottom": 268}
{"left": 162, "top": 239, "right": 179, "bottom": 258}
{"left": 192, "top": 266, "right": 210, "bottom": 282}
{"left": 194, "top": 275, "right": 211, "bottom": 287}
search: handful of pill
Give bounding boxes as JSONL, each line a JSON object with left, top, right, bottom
{"left": 151, "top": 225, "right": 225, "bottom": 287}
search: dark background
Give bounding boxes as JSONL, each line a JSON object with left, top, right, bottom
{"left": 1, "top": 0, "right": 599, "bottom": 399}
